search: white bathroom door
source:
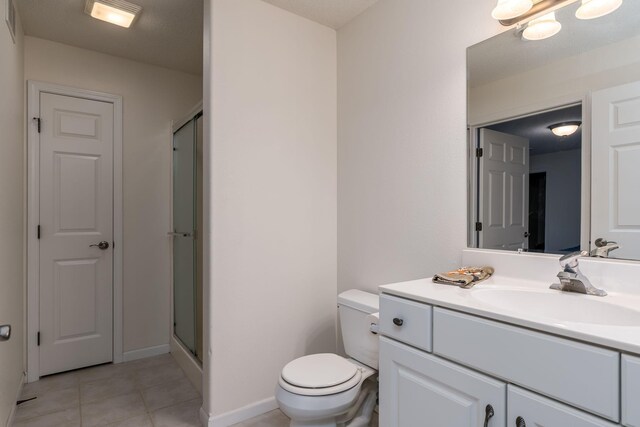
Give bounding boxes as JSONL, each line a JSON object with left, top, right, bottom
{"left": 591, "top": 81, "right": 640, "bottom": 259}
{"left": 479, "top": 128, "right": 530, "bottom": 251}
{"left": 38, "top": 92, "right": 114, "bottom": 376}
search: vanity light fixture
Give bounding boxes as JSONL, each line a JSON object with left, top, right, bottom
{"left": 492, "top": 0, "right": 534, "bottom": 20}
{"left": 522, "top": 12, "right": 562, "bottom": 40}
{"left": 84, "top": 0, "right": 142, "bottom": 28}
{"left": 548, "top": 121, "right": 581, "bottom": 137}
{"left": 575, "top": 0, "right": 623, "bottom": 19}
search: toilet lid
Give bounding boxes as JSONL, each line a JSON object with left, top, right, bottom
{"left": 281, "top": 354, "right": 358, "bottom": 389}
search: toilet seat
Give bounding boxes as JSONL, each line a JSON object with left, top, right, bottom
{"left": 279, "top": 354, "right": 363, "bottom": 396}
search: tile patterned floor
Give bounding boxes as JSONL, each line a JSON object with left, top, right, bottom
{"left": 13, "top": 354, "right": 378, "bottom": 427}
{"left": 13, "top": 354, "right": 201, "bottom": 427}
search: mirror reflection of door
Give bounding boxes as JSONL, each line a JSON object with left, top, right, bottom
{"left": 591, "top": 81, "right": 640, "bottom": 260}
{"left": 477, "top": 105, "right": 582, "bottom": 254}
{"left": 478, "top": 129, "right": 530, "bottom": 251}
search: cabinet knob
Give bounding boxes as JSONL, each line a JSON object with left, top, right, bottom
{"left": 483, "top": 404, "right": 494, "bottom": 427}
{"left": 516, "top": 416, "right": 526, "bottom": 427}
{"left": 392, "top": 317, "right": 404, "bottom": 326}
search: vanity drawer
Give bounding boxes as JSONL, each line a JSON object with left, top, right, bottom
{"left": 508, "top": 386, "right": 618, "bottom": 427}
{"left": 433, "top": 307, "right": 620, "bottom": 421}
{"left": 622, "top": 355, "right": 640, "bottom": 427}
{"left": 379, "top": 294, "right": 432, "bottom": 352}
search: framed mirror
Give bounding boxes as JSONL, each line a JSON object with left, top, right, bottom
{"left": 467, "top": 0, "right": 640, "bottom": 260}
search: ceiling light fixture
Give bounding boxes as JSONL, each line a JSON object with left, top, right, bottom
{"left": 575, "top": 0, "right": 623, "bottom": 19}
{"left": 492, "top": 0, "right": 534, "bottom": 20}
{"left": 84, "top": 0, "right": 142, "bottom": 28}
{"left": 522, "top": 12, "right": 562, "bottom": 41}
{"left": 548, "top": 121, "right": 581, "bottom": 137}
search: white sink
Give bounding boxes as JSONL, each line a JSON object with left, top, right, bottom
{"left": 471, "top": 288, "right": 640, "bottom": 326}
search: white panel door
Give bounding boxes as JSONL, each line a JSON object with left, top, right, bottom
{"left": 379, "top": 336, "right": 506, "bottom": 427}
{"left": 592, "top": 81, "right": 640, "bottom": 259}
{"left": 39, "top": 93, "right": 114, "bottom": 376}
{"left": 479, "top": 128, "right": 530, "bottom": 250}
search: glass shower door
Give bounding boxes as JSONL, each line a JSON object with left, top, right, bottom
{"left": 172, "top": 119, "right": 196, "bottom": 354}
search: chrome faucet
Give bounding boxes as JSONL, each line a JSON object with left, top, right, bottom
{"left": 590, "top": 238, "right": 619, "bottom": 258}
{"left": 550, "top": 251, "right": 607, "bottom": 297}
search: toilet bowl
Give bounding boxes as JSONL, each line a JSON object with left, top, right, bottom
{"left": 276, "top": 290, "right": 379, "bottom": 427}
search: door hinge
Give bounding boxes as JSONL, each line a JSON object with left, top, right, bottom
{"left": 476, "top": 147, "right": 484, "bottom": 157}
{"left": 37, "top": 332, "right": 40, "bottom": 346}
{"left": 37, "top": 225, "right": 40, "bottom": 239}
{"left": 475, "top": 222, "right": 483, "bottom": 232}
{"left": 33, "top": 117, "right": 41, "bottom": 133}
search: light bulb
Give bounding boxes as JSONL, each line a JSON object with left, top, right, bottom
{"left": 549, "top": 122, "right": 581, "bottom": 137}
{"left": 575, "top": 0, "right": 623, "bottom": 20}
{"left": 492, "top": 0, "right": 534, "bottom": 20}
{"left": 522, "top": 12, "right": 562, "bottom": 41}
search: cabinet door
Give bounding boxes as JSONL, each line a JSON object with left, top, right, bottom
{"left": 507, "top": 386, "right": 618, "bottom": 427}
{"left": 380, "top": 336, "right": 506, "bottom": 427}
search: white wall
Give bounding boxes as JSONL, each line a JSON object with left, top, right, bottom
{"left": 24, "top": 37, "right": 202, "bottom": 355}
{"left": 530, "top": 149, "right": 582, "bottom": 252}
{"left": 0, "top": 2, "right": 24, "bottom": 423}
{"left": 205, "top": 0, "right": 337, "bottom": 421}
{"left": 337, "top": 0, "right": 504, "bottom": 294}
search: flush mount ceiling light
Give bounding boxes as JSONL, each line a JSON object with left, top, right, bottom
{"left": 492, "top": 0, "right": 534, "bottom": 20}
{"left": 549, "top": 121, "right": 582, "bottom": 137}
{"left": 84, "top": 0, "right": 142, "bottom": 28}
{"left": 575, "top": 0, "right": 623, "bottom": 19}
{"left": 522, "top": 12, "right": 562, "bottom": 40}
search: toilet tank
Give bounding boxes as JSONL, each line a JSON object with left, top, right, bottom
{"left": 338, "top": 289, "right": 379, "bottom": 369}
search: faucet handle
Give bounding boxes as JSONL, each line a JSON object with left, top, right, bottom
{"left": 559, "top": 251, "right": 588, "bottom": 269}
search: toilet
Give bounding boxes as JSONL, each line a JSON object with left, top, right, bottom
{"left": 276, "top": 289, "right": 379, "bottom": 427}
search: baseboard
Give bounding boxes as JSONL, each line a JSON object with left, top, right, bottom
{"left": 170, "top": 335, "right": 202, "bottom": 394}
{"left": 6, "top": 373, "right": 25, "bottom": 427}
{"left": 202, "top": 397, "right": 279, "bottom": 427}
{"left": 122, "top": 344, "right": 170, "bottom": 362}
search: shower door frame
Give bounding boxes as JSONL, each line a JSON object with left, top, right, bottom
{"left": 169, "top": 102, "right": 203, "bottom": 376}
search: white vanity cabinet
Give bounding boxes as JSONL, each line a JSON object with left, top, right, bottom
{"left": 379, "top": 336, "right": 506, "bottom": 427}
{"left": 507, "top": 386, "right": 618, "bottom": 427}
{"left": 379, "top": 292, "right": 639, "bottom": 427}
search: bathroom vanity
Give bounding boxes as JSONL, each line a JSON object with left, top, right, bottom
{"left": 378, "top": 250, "right": 640, "bottom": 427}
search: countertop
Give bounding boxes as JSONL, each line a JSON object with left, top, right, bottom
{"left": 380, "top": 275, "right": 640, "bottom": 355}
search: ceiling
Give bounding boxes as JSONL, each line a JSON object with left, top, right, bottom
{"left": 487, "top": 105, "right": 582, "bottom": 155}
{"left": 17, "top": 0, "right": 203, "bottom": 75}
{"left": 469, "top": 0, "right": 640, "bottom": 88}
{"left": 260, "top": 0, "right": 379, "bottom": 29}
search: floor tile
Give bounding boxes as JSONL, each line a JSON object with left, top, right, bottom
{"left": 103, "top": 413, "right": 153, "bottom": 427}
{"left": 15, "top": 386, "right": 79, "bottom": 421}
{"left": 77, "top": 363, "right": 133, "bottom": 384}
{"left": 237, "top": 409, "right": 290, "bottom": 427}
{"left": 20, "top": 372, "right": 79, "bottom": 399}
{"left": 134, "top": 361, "right": 185, "bottom": 389}
{"left": 80, "top": 376, "right": 137, "bottom": 404}
{"left": 141, "top": 376, "right": 200, "bottom": 411}
{"left": 12, "top": 407, "right": 80, "bottom": 427}
{"left": 151, "top": 398, "right": 202, "bottom": 427}
{"left": 126, "top": 353, "right": 175, "bottom": 370}
{"left": 80, "top": 391, "right": 147, "bottom": 427}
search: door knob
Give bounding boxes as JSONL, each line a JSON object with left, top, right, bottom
{"left": 0, "top": 325, "right": 11, "bottom": 341}
{"left": 90, "top": 241, "right": 110, "bottom": 250}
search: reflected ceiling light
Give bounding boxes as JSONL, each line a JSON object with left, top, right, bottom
{"left": 84, "top": 0, "right": 142, "bottom": 28}
{"left": 522, "top": 12, "right": 562, "bottom": 41}
{"left": 492, "top": 0, "right": 534, "bottom": 20}
{"left": 575, "top": 0, "right": 623, "bottom": 20}
{"left": 548, "top": 121, "right": 581, "bottom": 137}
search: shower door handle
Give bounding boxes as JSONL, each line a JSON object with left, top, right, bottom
{"left": 168, "top": 231, "right": 193, "bottom": 238}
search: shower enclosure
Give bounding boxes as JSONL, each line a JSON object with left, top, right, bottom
{"left": 171, "top": 108, "right": 203, "bottom": 362}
